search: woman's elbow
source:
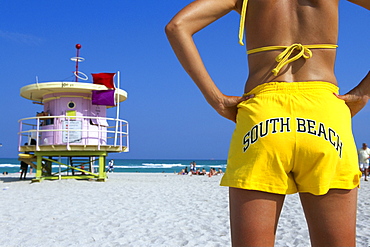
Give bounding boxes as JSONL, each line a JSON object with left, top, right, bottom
{"left": 165, "top": 19, "right": 179, "bottom": 37}
{"left": 165, "top": 17, "right": 189, "bottom": 38}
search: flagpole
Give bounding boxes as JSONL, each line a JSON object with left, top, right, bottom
{"left": 114, "top": 71, "right": 120, "bottom": 146}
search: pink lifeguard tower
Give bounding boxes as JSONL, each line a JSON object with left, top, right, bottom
{"left": 17, "top": 44, "right": 129, "bottom": 182}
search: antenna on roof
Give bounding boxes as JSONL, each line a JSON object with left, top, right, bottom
{"left": 70, "top": 44, "right": 87, "bottom": 81}
{"left": 74, "top": 44, "right": 81, "bottom": 82}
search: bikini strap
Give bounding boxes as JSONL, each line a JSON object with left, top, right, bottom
{"left": 248, "top": 44, "right": 338, "bottom": 76}
{"left": 238, "top": 0, "right": 248, "bottom": 46}
{"left": 238, "top": 2, "right": 338, "bottom": 76}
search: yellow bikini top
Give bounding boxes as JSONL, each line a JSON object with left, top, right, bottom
{"left": 238, "top": 0, "right": 338, "bottom": 76}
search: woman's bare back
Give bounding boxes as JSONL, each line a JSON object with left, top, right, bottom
{"left": 239, "top": 0, "right": 340, "bottom": 92}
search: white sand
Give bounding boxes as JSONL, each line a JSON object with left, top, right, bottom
{"left": 0, "top": 173, "right": 369, "bottom": 247}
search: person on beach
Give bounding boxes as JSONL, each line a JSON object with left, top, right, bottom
{"left": 20, "top": 161, "right": 28, "bottom": 180}
{"left": 177, "top": 169, "right": 186, "bottom": 175}
{"left": 201, "top": 168, "right": 207, "bottom": 175}
{"left": 191, "top": 161, "right": 197, "bottom": 174}
{"left": 20, "top": 142, "right": 30, "bottom": 180}
{"left": 166, "top": 1, "right": 370, "bottom": 246}
{"left": 196, "top": 168, "right": 201, "bottom": 175}
{"left": 107, "top": 159, "right": 114, "bottom": 173}
{"left": 218, "top": 168, "right": 223, "bottom": 175}
{"left": 208, "top": 168, "right": 217, "bottom": 177}
{"left": 358, "top": 143, "right": 370, "bottom": 181}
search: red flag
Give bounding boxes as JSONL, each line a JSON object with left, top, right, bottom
{"left": 92, "top": 73, "right": 116, "bottom": 89}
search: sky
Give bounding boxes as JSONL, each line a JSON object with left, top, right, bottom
{"left": 0, "top": 1, "right": 368, "bottom": 160}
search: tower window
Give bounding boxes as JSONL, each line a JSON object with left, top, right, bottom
{"left": 67, "top": 101, "right": 76, "bottom": 109}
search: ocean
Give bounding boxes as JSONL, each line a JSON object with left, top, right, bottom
{"left": 0, "top": 158, "right": 227, "bottom": 174}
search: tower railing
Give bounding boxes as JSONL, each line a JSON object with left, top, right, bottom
{"left": 18, "top": 115, "right": 129, "bottom": 153}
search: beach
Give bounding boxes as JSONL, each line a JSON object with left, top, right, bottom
{"left": 0, "top": 173, "right": 369, "bottom": 247}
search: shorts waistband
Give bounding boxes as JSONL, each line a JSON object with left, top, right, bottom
{"left": 244, "top": 81, "right": 339, "bottom": 96}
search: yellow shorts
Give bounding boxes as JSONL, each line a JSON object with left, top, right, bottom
{"left": 220, "top": 81, "right": 361, "bottom": 195}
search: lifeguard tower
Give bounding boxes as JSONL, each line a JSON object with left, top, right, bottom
{"left": 17, "top": 44, "right": 129, "bottom": 182}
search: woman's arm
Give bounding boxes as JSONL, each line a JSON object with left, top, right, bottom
{"left": 165, "top": 0, "right": 251, "bottom": 122}
{"left": 335, "top": 2, "right": 369, "bottom": 116}
{"left": 335, "top": 71, "right": 370, "bottom": 117}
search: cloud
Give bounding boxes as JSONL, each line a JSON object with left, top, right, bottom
{"left": 0, "top": 30, "right": 42, "bottom": 45}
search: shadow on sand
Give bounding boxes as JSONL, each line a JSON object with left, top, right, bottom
{"left": 0, "top": 175, "right": 34, "bottom": 183}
